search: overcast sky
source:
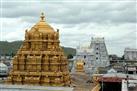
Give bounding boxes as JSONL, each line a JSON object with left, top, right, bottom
{"left": 0, "top": 0, "right": 137, "bottom": 56}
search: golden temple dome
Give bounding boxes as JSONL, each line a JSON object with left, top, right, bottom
{"left": 29, "top": 12, "right": 55, "bottom": 34}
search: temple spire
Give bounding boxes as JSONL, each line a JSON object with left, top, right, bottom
{"left": 40, "top": 12, "right": 45, "bottom": 21}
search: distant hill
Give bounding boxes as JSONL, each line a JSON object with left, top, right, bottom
{"left": 0, "top": 41, "right": 76, "bottom": 57}
{"left": 0, "top": 41, "right": 22, "bottom": 56}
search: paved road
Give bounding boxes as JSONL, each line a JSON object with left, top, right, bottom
{"left": 71, "top": 72, "right": 94, "bottom": 91}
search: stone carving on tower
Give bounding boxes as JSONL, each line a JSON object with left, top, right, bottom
{"left": 6, "top": 13, "right": 71, "bottom": 86}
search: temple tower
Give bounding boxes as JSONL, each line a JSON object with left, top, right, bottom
{"left": 6, "top": 13, "right": 71, "bottom": 86}
{"left": 71, "top": 37, "right": 109, "bottom": 74}
{"left": 90, "top": 37, "right": 110, "bottom": 67}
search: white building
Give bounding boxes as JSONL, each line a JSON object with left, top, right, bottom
{"left": 124, "top": 48, "right": 137, "bottom": 61}
{"left": 0, "top": 62, "right": 8, "bottom": 76}
{"left": 72, "top": 37, "right": 109, "bottom": 74}
{"left": 71, "top": 46, "right": 95, "bottom": 73}
{"left": 75, "top": 46, "right": 94, "bottom": 67}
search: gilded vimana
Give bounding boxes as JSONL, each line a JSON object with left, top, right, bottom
{"left": 1, "top": 1, "right": 137, "bottom": 91}
{"left": 6, "top": 13, "right": 71, "bottom": 86}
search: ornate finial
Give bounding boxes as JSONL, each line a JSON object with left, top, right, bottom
{"left": 40, "top": 12, "right": 45, "bottom": 21}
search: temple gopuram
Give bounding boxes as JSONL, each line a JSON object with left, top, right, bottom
{"left": 6, "top": 13, "right": 71, "bottom": 86}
